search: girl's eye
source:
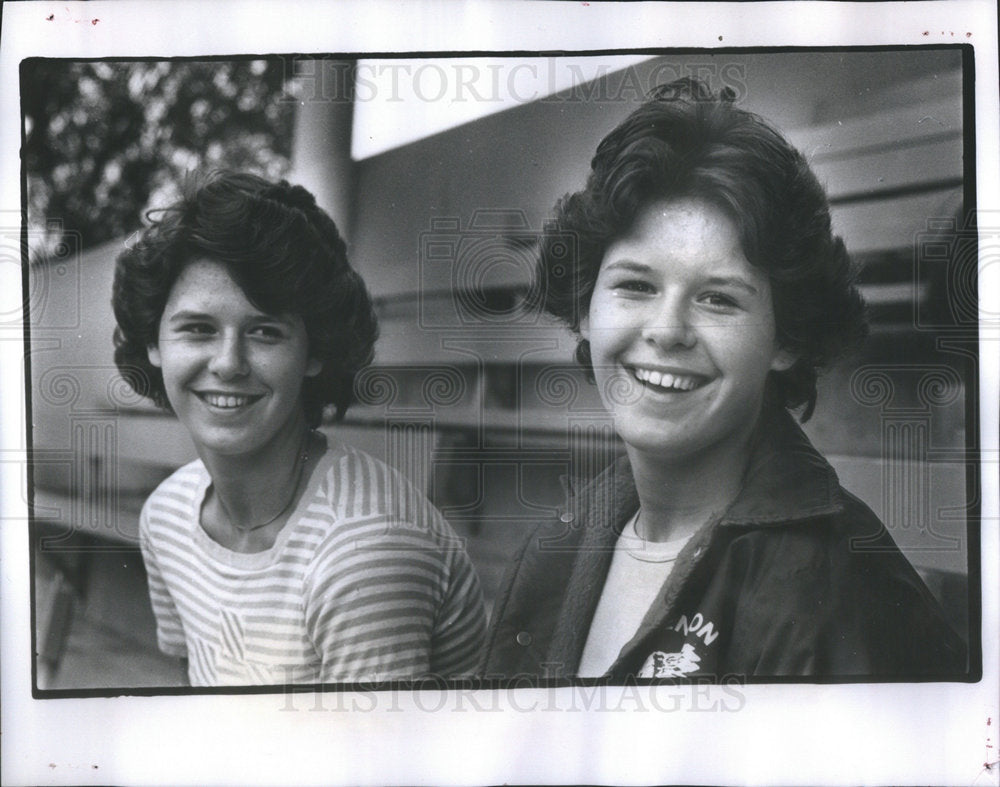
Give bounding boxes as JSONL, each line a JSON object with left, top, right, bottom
{"left": 700, "top": 292, "right": 739, "bottom": 309}
{"left": 249, "top": 325, "right": 286, "bottom": 340}
{"left": 614, "top": 279, "right": 655, "bottom": 294}
{"left": 179, "top": 322, "right": 214, "bottom": 335}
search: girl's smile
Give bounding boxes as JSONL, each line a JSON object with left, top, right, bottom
{"left": 195, "top": 391, "right": 265, "bottom": 410}
{"left": 147, "top": 259, "right": 321, "bottom": 460}
{"left": 629, "top": 366, "right": 707, "bottom": 393}
{"left": 193, "top": 389, "right": 267, "bottom": 415}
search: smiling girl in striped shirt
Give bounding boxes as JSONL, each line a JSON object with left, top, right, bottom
{"left": 113, "top": 171, "right": 485, "bottom": 686}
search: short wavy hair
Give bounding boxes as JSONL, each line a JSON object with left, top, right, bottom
{"left": 112, "top": 170, "right": 378, "bottom": 425}
{"left": 534, "top": 78, "right": 867, "bottom": 420}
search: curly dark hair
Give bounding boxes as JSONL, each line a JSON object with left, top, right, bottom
{"left": 112, "top": 170, "right": 378, "bottom": 426}
{"left": 535, "top": 77, "right": 867, "bottom": 420}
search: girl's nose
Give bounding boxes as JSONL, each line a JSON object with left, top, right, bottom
{"left": 207, "top": 334, "right": 249, "bottom": 379}
{"left": 641, "top": 296, "right": 697, "bottom": 350}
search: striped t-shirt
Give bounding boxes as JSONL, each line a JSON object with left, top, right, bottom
{"left": 139, "top": 440, "right": 486, "bottom": 686}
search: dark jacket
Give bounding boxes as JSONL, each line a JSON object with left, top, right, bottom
{"left": 483, "top": 408, "right": 967, "bottom": 680}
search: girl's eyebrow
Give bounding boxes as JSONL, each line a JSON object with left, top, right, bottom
{"left": 246, "top": 313, "right": 297, "bottom": 326}
{"left": 166, "top": 309, "right": 294, "bottom": 325}
{"left": 703, "top": 275, "right": 760, "bottom": 296}
{"left": 600, "top": 260, "right": 652, "bottom": 274}
{"left": 166, "top": 309, "right": 212, "bottom": 323}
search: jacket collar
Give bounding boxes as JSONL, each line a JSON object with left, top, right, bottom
{"left": 571, "top": 405, "right": 845, "bottom": 531}
{"left": 720, "top": 405, "right": 844, "bottom": 526}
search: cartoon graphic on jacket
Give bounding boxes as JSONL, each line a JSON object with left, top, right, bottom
{"left": 483, "top": 407, "right": 967, "bottom": 680}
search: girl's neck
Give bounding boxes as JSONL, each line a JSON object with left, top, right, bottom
{"left": 200, "top": 414, "right": 315, "bottom": 529}
{"left": 625, "top": 426, "right": 757, "bottom": 543}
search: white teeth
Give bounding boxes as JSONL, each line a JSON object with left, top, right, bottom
{"left": 633, "top": 368, "right": 702, "bottom": 391}
{"left": 203, "top": 393, "right": 251, "bottom": 408}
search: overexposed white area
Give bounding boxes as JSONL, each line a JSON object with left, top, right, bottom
{"left": 1, "top": 1, "right": 998, "bottom": 786}
{"left": 350, "top": 56, "right": 655, "bottom": 159}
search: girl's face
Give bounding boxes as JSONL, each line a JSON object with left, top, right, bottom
{"left": 147, "top": 259, "right": 321, "bottom": 459}
{"left": 582, "top": 197, "right": 795, "bottom": 465}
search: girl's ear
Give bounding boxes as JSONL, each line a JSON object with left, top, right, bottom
{"left": 770, "top": 348, "right": 797, "bottom": 372}
{"left": 147, "top": 344, "right": 162, "bottom": 368}
{"left": 305, "top": 357, "right": 322, "bottom": 378}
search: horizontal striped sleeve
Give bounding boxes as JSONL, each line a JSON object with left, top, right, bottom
{"left": 139, "top": 495, "right": 188, "bottom": 658}
{"left": 430, "top": 547, "right": 487, "bottom": 677}
{"left": 371, "top": 457, "right": 487, "bottom": 676}
{"left": 304, "top": 523, "right": 438, "bottom": 682}
{"left": 304, "top": 449, "right": 487, "bottom": 681}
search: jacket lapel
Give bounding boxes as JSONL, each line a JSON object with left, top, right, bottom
{"left": 545, "top": 457, "right": 638, "bottom": 675}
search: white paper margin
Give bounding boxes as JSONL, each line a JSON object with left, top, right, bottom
{"left": 2, "top": 2, "right": 997, "bottom": 785}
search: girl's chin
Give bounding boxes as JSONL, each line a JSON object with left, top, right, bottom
{"left": 189, "top": 421, "right": 306, "bottom": 460}
{"left": 615, "top": 412, "right": 761, "bottom": 468}
{"left": 188, "top": 426, "right": 265, "bottom": 454}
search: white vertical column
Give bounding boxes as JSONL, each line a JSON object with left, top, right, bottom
{"left": 288, "top": 60, "right": 356, "bottom": 242}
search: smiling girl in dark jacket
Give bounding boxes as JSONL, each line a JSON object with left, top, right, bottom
{"left": 483, "top": 79, "right": 966, "bottom": 680}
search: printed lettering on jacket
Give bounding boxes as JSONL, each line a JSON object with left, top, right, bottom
{"left": 637, "top": 611, "right": 719, "bottom": 678}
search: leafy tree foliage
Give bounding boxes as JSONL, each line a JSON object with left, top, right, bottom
{"left": 22, "top": 59, "right": 296, "bottom": 258}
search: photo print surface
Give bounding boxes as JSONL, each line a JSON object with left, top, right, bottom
{"left": 23, "top": 48, "right": 978, "bottom": 692}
